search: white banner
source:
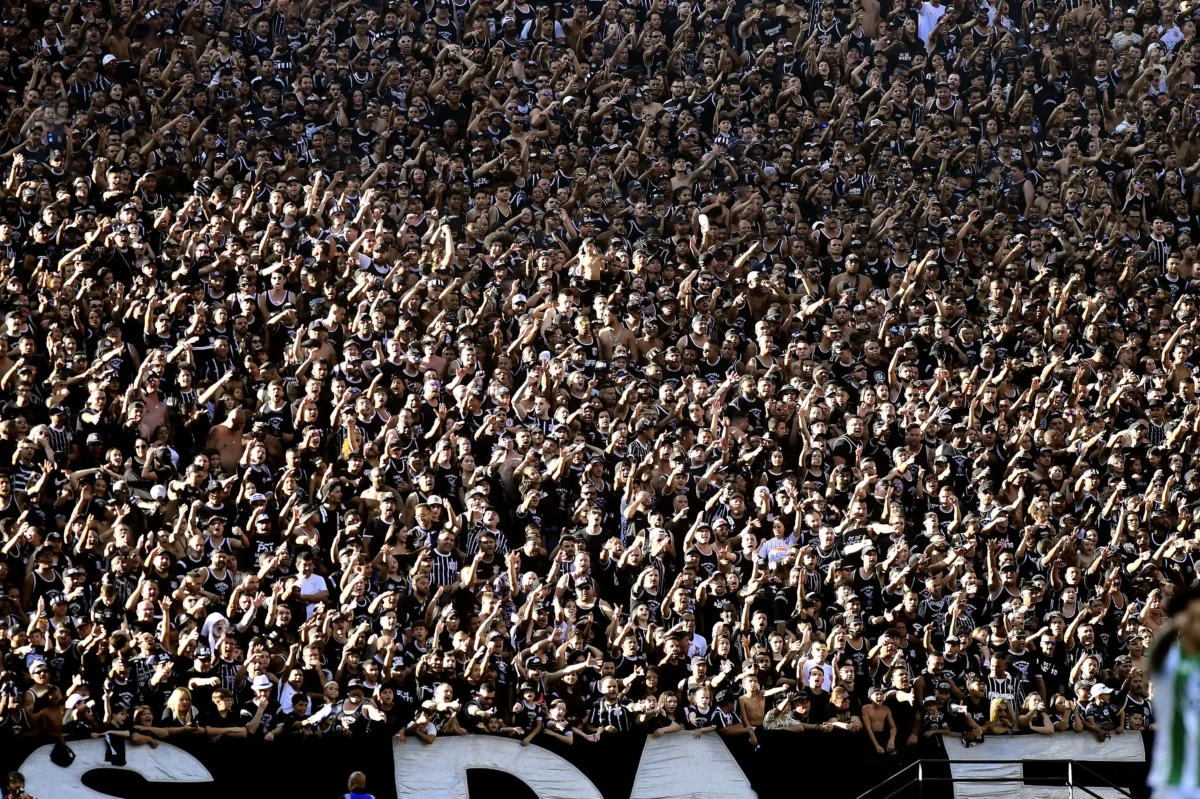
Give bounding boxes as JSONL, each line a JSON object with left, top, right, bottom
{"left": 630, "top": 735, "right": 758, "bottom": 799}
{"left": 946, "top": 732, "right": 1146, "bottom": 763}
{"left": 947, "top": 762, "right": 1025, "bottom": 799}
{"left": 21, "top": 740, "right": 213, "bottom": 799}
{"left": 946, "top": 732, "right": 1144, "bottom": 799}
{"left": 389, "top": 734, "right": 761, "bottom": 799}
{"left": 392, "top": 736, "right": 602, "bottom": 799}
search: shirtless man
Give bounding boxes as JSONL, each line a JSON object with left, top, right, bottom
{"left": 862, "top": 686, "right": 897, "bottom": 754}
{"left": 856, "top": 3, "right": 879, "bottom": 42}
{"left": 0, "top": 339, "right": 17, "bottom": 383}
{"left": 207, "top": 408, "right": 246, "bottom": 473}
{"left": 737, "top": 672, "right": 768, "bottom": 730}
{"left": 670, "top": 150, "right": 720, "bottom": 193}
{"left": 597, "top": 306, "right": 637, "bottom": 362}
{"left": 361, "top": 467, "right": 401, "bottom": 516}
{"left": 579, "top": 239, "right": 605, "bottom": 286}
{"left": 138, "top": 369, "right": 170, "bottom": 438}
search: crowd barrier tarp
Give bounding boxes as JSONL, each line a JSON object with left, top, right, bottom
{"left": 629, "top": 735, "right": 757, "bottom": 799}
{"left": 393, "top": 736, "right": 603, "bottom": 799}
{"left": 945, "top": 761, "right": 1025, "bottom": 799}
{"left": 945, "top": 731, "right": 1147, "bottom": 763}
{"left": 19, "top": 740, "right": 213, "bottom": 799}
{"left": 11, "top": 734, "right": 404, "bottom": 799}
{"left": 0, "top": 729, "right": 1154, "bottom": 799}
{"left": 944, "top": 732, "right": 1149, "bottom": 799}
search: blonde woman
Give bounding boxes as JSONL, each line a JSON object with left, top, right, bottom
{"left": 820, "top": 686, "right": 863, "bottom": 733}
{"left": 987, "top": 697, "right": 1016, "bottom": 735}
{"left": 161, "top": 687, "right": 201, "bottom": 732}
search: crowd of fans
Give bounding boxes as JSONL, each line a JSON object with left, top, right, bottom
{"left": 0, "top": 0, "right": 1189, "bottom": 775}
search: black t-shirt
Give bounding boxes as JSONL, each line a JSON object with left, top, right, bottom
{"left": 90, "top": 597, "right": 125, "bottom": 630}
{"left": 1005, "top": 648, "right": 1041, "bottom": 689}
{"left": 239, "top": 699, "right": 280, "bottom": 736}
{"left": 203, "top": 708, "right": 242, "bottom": 729}
{"left": 185, "top": 668, "right": 218, "bottom": 713}
{"left": 885, "top": 695, "right": 918, "bottom": 742}
{"left": 962, "top": 693, "right": 989, "bottom": 728}
{"left": 1034, "top": 650, "right": 1068, "bottom": 696}
{"left": 921, "top": 708, "right": 951, "bottom": 736}
{"left": 821, "top": 701, "right": 857, "bottom": 729}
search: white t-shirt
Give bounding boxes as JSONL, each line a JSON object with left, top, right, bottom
{"left": 301, "top": 573, "right": 329, "bottom": 618}
{"left": 917, "top": 1, "right": 946, "bottom": 44}
{"left": 758, "top": 534, "right": 798, "bottom": 566}
{"left": 799, "top": 660, "right": 834, "bottom": 691}
{"left": 1158, "top": 25, "right": 1184, "bottom": 52}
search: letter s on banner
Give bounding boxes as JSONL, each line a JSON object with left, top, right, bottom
{"left": 20, "top": 740, "right": 215, "bottom": 799}
{"left": 393, "top": 736, "right": 603, "bottom": 799}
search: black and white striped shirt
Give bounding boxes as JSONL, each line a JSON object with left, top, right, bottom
{"left": 429, "top": 550, "right": 461, "bottom": 589}
{"left": 986, "top": 672, "right": 1024, "bottom": 706}
{"left": 67, "top": 74, "right": 111, "bottom": 106}
{"left": 588, "top": 699, "right": 633, "bottom": 731}
{"left": 198, "top": 354, "right": 235, "bottom": 383}
{"left": 464, "top": 524, "right": 509, "bottom": 558}
{"left": 46, "top": 423, "right": 73, "bottom": 454}
{"left": 11, "top": 462, "right": 35, "bottom": 496}
{"left": 1145, "top": 234, "right": 1171, "bottom": 269}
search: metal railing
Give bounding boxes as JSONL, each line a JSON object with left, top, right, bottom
{"left": 853, "top": 759, "right": 1139, "bottom": 799}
